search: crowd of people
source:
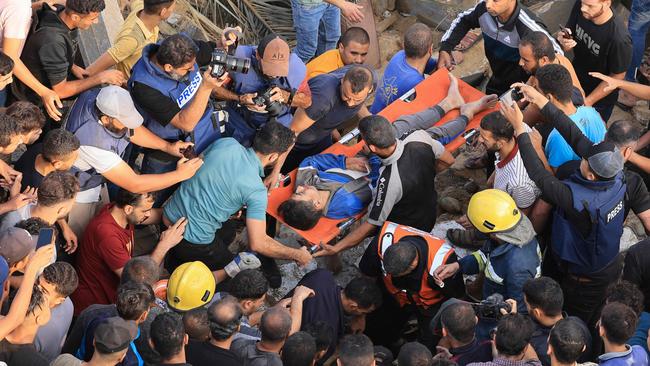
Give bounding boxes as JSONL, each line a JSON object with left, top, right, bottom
{"left": 0, "top": 0, "right": 647, "bottom": 365}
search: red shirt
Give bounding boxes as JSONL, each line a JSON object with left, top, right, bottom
{"left": 71, "top": 204, "right": 133, "bottom": 315}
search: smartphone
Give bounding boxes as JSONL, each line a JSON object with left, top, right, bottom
{"left": 463, "top": 129, "right": 478, "bottom": 145}
{"left": 559, "top": 24, "right": 573, "bottom": 39}
{"left": 36, "top": 228, "right": 55, "bottom": 248}
{"left": 499, "top": 88, "right": 523, "bottom": 106}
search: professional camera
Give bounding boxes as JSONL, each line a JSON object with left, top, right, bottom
{"left": 211, "top": 49, "right": 251, "bottom": 78}
{"left": 471, "top": 293, "right": 512, "bottom": 320}
{"left": 252, "top": 86, "right": 284, "bottom": 116}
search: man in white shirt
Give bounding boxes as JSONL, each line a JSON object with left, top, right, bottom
{"left": 65, "top": 85, "right": 203, "bottom": 239}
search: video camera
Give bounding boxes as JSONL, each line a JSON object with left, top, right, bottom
{"left": 471, "top": 293, "right": 512, "bottom": 321}
{"left": 210, "top": 49, "right": 251, "bottom": 78}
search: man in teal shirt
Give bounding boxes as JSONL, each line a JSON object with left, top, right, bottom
{"left": 163, "top": 122, "right": 312, "bottom": 277}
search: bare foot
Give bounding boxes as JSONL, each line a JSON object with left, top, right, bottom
{"left": 460, "top": 94, "right": 498, "bottom": 120}
{"left": 439, "top": 74, "right": 465, "bottom": 112}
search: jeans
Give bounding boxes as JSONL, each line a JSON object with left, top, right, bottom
{"left": 627, "top": 0, "right": 650, "bottom": 80}
{"left": 140, "top": 151, "right": 179, "bottom": 208}
{"left": 291, "top": 0, "right": 341, "bottom": 62}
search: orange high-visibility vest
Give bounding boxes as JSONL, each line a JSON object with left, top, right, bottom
{"left": 377, "top": 221, "right": 454, "bottom": 308}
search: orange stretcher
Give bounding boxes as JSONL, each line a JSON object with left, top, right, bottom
{"left": 267, "top": 68, "right": 497, "bottom": 245}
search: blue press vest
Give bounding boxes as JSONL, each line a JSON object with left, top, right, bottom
{"left": 551, "top": 171, "right": 626, "bottom": 275}
{"left": 65, "top": 88, "right": 130, "bottom": 191}
{"left": 128, "top": 44, "right": 220, "bottom": 153}
{"left": 229, "top": 45, "right": 306, "bottom": 127}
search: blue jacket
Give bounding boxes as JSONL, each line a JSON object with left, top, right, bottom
{"left": 459, "top": 220, "right": 541, "bottom": 314}
{"left": 224, "top": 45, "right": 305, "bottom": 146}
{"left": 295, "top": 154, "right": 381, "bottom": 219}
{"left": 128, "top": 44, "right": 220, "bottom": 153}
{"left": 599, "top": 345, "right": 649, "bottom": 366}
{"left": 551, "top": 171, "right": 626, "bottom": 275}
{"left": 66, "top": 88, "right": 130, "bottom": 191}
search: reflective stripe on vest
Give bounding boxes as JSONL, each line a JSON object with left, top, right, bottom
{"left": 377, "top": 221, "right": 453, "bottom": 308}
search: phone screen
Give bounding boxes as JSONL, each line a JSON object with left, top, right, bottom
{"left": 36, "top": 228, "right": 55, "bottom": 248}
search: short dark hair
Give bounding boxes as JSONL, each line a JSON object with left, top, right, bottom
{"left": 252, "top": 121, "right": 295, "bottom": 155}
{"left": 183, "top": 308, "right": 210, "bottom": 342}
{"left": 228, "top": 269, "right": 269, "bottom": 301}
{"left": 7, "top": 102, "right": 45, "bottom": 134}
{"left": 114, "top": 189, "right": 154, "bottom": 209}
{"left": 38, "top": 171, "right": 79, "bottom": 207}
{"left": 121, "top": 257, "right": 160, "bottom": 286}
{"left": 600, "top": 302, "right": 638, "bottom": 344}
{"left": 343, "top": 276, "right": 382, "bottom": 310}
{"left": 343, "top": 66, "right": 373, "bottom": 94}
{"left": 359, "top": 115, "right": 396, "bottom": 149}
{"left": 340, "top": 27, "right": 370, "bottom": 47}
{"left": 150, "top": 312, "right": 185, "bottom": 360}
{"left": 523, "top": 277, "right": 563, "bottom": 317}
{"left": 65, "top": 0, "right": 106, "bottom": 14}
{"left": 207, "top": 296, "right": 242, "bottom": 341}
{"left": 143, "top": 0, "right": 175, "bottom": 15}
{"left": 157, "top": 34, "right": 198, "bottom": 68}
{"left": 536, "top": 64, "right": 573, "bottom": 104}
{"left": 549, "top": 318, "right": 587, "bottom": 364}
{"left": 383, "top": 239, "right": 418, "bottom": 276}
{"left": 42, "top": 129, "right": 80, "bottom": 161}
{"left": 42, "top": 262, "right": 79, "bottom": 298}
{"left": 303, "top": 321, "right": 334, "bottom": 353}
{"left": 495, "top": 314, "right": 534, "bottom": 356}
{"left": 480, "top": 111, "right": 514, "bottom": 141}
{"left": 606, "top": 120, "right": 641, "bottom": 148}
{"left": 282, "top": 332, "right": 317, "bottom": 366}
{"left": 441, "top": 302, "right": 477, "bottom": 344}
{"left": 278, "top": 199, "right": 322, "bottom": 231}
{"left": 0, "top": 51, "right": 14, "bottom": 76}
{"left": 606, "top": 280, "right": 645, "bottom": 317}
{"left": 397, "top": 342, "right": 433, "bottom": 366}
{"left": 0, "top": 114, "right": 21, "bottom": 148}
{"left": 338, "top": 334, "right": 374, "bottom": 366}
{"left": 260, "top": 306, "right": 292, "bottom": 342}
{"left": 15, "top": 217, "right": 51, "bottom": 235}
{"left": 116, "top": 281, "right": 155, "bottom": 321}
{"left": 404, "top": 23, "right": 433, "bottom": 59}
{"left": 27, "top": 284, "right": 47, "bottom": 316}
{"left": 520, "top": 31, "right": 557, "bottom": 62}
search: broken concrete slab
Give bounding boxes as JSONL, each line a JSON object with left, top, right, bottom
{"left": 78, "top": 0, "right": 124, "bottom": 66}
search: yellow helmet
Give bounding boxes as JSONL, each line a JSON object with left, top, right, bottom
{"left": 167, "top": 261, "right": 216, "bottom": 312}
{"left": 467, "top": 189, "right": 521, "bottom": 234}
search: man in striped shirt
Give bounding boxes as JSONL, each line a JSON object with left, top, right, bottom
{"left": 448, "top": 110, "right": 548, "bottom": 247}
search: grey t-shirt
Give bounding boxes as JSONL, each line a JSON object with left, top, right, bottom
{"left": 230, "top": 338, "right": 282, "bottom": 366}
{"left": 49, "top": 353, "right": 82, "bottom": 366}
{"left": 35, "top": 297, "right": 74, "bottom": 361}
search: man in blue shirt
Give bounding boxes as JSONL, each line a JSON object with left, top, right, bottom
{"left": 214, "top": 34, "right": 309, "bottom": 146}
{"left": 370, "top": 23, "right": 437, "bottom": 114}
{"left": 282, "top": 65, "right": 375, "bottom": 176}
{"left": 163, "top": 122, "right": 312, "bottom": 273}
{"left": 535, "top": 64, "right": 606, "bottom": 170}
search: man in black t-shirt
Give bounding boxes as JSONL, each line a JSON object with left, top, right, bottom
{"left": 0, "top": 285, "right": 50, "bottom": 366}
{"left": 14, "top": 129, "right": 80, "bottom": 191}
{"left": 623, "top": 238, "right": 650, "bottom": 313}
{"left": 14, "top": 0, "right": 125, "bottom": 108}
{"left": 558, "top": 0, "right": 632, "bottom": 122}
{"left": 186, "top": 296, "right": 242, "bottom": 366}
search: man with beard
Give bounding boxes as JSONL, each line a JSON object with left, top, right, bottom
{"left": 439, "top": 0, "right": 561, "bottom": 96}
{"left": 71, "top": 188, "right": 187, "bottom": 315}
{"left": 557, "top": 0, "right": 632, "bottom": 122}
{"left": 446, "top": 111, "right": 547, "bottom": 246}
{"left": 65, "top": 85, "right": 203, "bottom": 239}
{"left": 518, "top": 31, "right": 585, "bottom": 124}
